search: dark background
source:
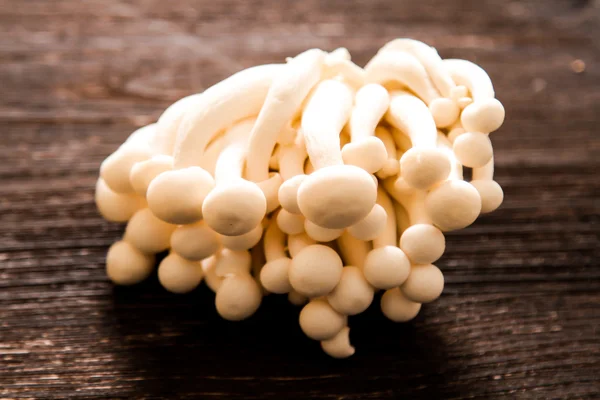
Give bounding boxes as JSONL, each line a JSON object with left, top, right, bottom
{"left": 1, "top": 0, "right": 599, "bottom": 398}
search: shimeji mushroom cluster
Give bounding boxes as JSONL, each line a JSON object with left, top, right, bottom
{"left": 96, "top": 39, "right": 504, "bottom": 358}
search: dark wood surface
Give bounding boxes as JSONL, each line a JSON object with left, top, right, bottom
{"left": 1, "top": 0, "right": 599, "bottom": 398}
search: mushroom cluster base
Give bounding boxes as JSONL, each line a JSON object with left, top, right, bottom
{"left": 96, "top": 38, "right": 505, "bottom": 359}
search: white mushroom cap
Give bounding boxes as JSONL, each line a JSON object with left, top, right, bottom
{"left": 158, "top": 252, "right": 204, "bottom": 294}
{"left": 298, "top": 165, "right": 378, "bottom": 229}
{"left": 106, "top": 240, "right": 155, "bottom": 286}
{"left": 471, "top": 158, "right": 504, "bottom": 213}
{"left": 327, "top": 266, "right": 374, "bottom": 315}
{"left": 429, "top": 97, "right": 460, "bottom": 128}
{"left": 341, "top": 136, "right": 388, "bottom": 174}
{"left": 170, "top": 221, "right": 220, "bottom": 262}
{"left": 129, "top": 155, "right": 174, "bottom": 197}
{"left": 288, "top": 244, "right": 343, "bottom": 297}
{"left": 347, "top": 204, "right": 387, "bottom": 241}
{"left": 95, "top": 178, "right": 146, "bottom": 223}
{"left": 124, "top": 208, "right": 176, "bottom": 254}
{"left": 201, "top": 255, "right": 222, "bottom": 293}
{"left": 287, "top": 232, "right": 317, "bottom": 258}
{"left": 321, "top": 326, "right": 355, "bottom": 358}
{"left": 220, "top": 224, "right": 263, "bottom": 251}
{"left": 461, "top": 98, "right": 505, "bottom": 134}
{"left": 363, "top": 246, "right": 411, "bottom": 290}
{"left": 304, "top": 220, "right": 343, "bottom": 242}
{"left": 452, "top": 131, "right": 493, "bottom": 168}
{"left": 146, "top": 167, "right": 215, "bottom": 225}
{"left": 100, "top": 141, "right": 153, "bottom": 194}
{"left": 399, "top": 147, "right": 451, "bottom": 191}
{"left": 425, "top": 180, "right": 482, "bottom": 231}
{"left": 215, "top": 273, "right": 262, "bottom": 321}
{"left": 276, "top": 208, "right": 305, "bottom": 235}
{"left": 401, "top": 264, "right": 444, "bottom": 303}
{"left": 399, "top": 224, "right": 445, "bottom": 264}
{"left": 214, "top": 248, "right": 252, "bottom": 277}
{"left": 260, "top": 258, "right": 292, "bottom": 294}
{"left": 278, "top": 174, "right": 306, "bottom": 214}
{"left": 380, "top": 288, "right": 422, "bottom": 322}
{"left": 299, "top": 298, "right": 346, "bottom": 340}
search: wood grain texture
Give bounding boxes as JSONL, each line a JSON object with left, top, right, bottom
{"left": 1, "top": 0, "right": 599, "bottom": 398}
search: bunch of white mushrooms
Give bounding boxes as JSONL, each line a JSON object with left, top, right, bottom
{"left": 96, "top": 39, "right": 504, "bottom": 358}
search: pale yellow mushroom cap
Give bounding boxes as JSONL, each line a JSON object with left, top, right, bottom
{"left": 106, "top": 240, "right": 155, "bottom": 286}
{"left": 299, "top": 299, "right": 346, "bottom": 340}
{"left": 429, "top": 98, "right": 460, "bottom": 128}
{"left": 220, "top": 224, "right": 263, "bottom": 251}
{"left": 425, "top": 180, "right": 482, "bottom": 231}
{"left": 380, "top": 287, "right": 422, "bottom": 322}
{"left": 158, "top": 252, "right": 203, "bottom": 294}
{"left": 363, "top": 245, "right": 411, "bottom": 289}
{"left": 100, "top": 145, "right": 152, "bottom": 194}
{"left": 277, "top": 209, "right": 305, "bottom": 235}
{"left": 341, "top": 136, "right": 388, "bottom": 174}
{"left": 289, "top": 244, "right": 343, "bottom": 297}
{"left": 399, "top": 224, "right": 445, "bottom": 264}
{"left": 95, "top": 178, "right": 146, "bottom": 223}
{"left": 401, "top": 264, "right": 444, "bottom": 303}
{"left": 124, "top": 208, "right": 176, "bottom": 254}
{"left": 298, "top": 165, "right": 377, "bottom": 229}
{"left": 400, "top": 147, "right": 451, "bottom": 191}
{"left": 260, "top": 257, "right": 292, "bottom": 294}
{"left": 129, "top": 155, "right": 173, "bottom": 197}
{"left": 471, "top": 179, "right": 504, "bottom": 214}
{"left": 321, "top": 326, "right": 355, "bottom": 358}
{"left": 170, "top": 221, "right": 220, "bottom": 261}
{"left": 347, "top": 204, "right": 387, "bottom": 241}
{"left": 461, "top": 98, "right": 505, "bottom": 134}
{"left": 452, "top": 132, "right": 493, "bottom": 168}
{"left": 202, "top": 180, "right": 267, "bottom": 236}
{"left": 215, "top": 274, "right": 262, "bottom": 321}
{"left": 146, "top": 167, "right": 215, "bottom": 225}
{"left": 327, "top": 266, "right": 374, "bottom": 315}
{"left": 278, "top": 174, "right": 306, "bottom": 215}
{"left": 304, "top": 220, "right": 344, "bottom": 242}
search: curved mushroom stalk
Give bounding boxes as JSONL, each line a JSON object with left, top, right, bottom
{"left": 374, "top": 127, "right": 400, "bottom": 179}
{"left": 322, "top": 49, "right": 366, "bottom": 89}
{"left": 341, "top": 84, "right": 390, "bottom": 174}
{"left": 287, "top": 232, "right": 316, "bottom": 258}
{"left": 363, "top": 187, "right": 411, "bottom": 290}
{"left": 336, "top": 231, "right": 370, "bottom": 269}
{"left": 259, "top": 220, "right": 293, "bottom": 294}
{"left": 365, "top": 51, "right": 441, "bottom": 105}
{"left": 202, "top": 118, "right": 267, "bottom": 236}
{"left": 380, "top": 287, "right": 422, "bottom": 322}
{"left": 100, "top": 124, "right": 156, "bottom": 194}
{"left": 383, "top": 178, "right": 445, "bottom": 265}
{"left": 257, "top": 172, "right": 283, "bottom": 214}
{"left": 321, "top": 326, "right": 355, "bottom": 358}
{"left": 327, "top": 266, "right": 374, "bottom": 315}
{"left": 158, "top": 252, "right": 204, "bottom": 294}
{"left": 386, "top": 91, "right": 451, "bottom": 190}
{"left": 425, "top": 136, "right": 482, "bottom": 232}
{"left": 95, "top": 178, "right": 147, "bottom": 223}
{"left": 444, "top": 59, "right": 505, "bottom": 167}
{"left": 471, "top": 156, "right": 504, "bottom": 213}
{"left": 298, "top": 79, "right": 378, "bottom": 229}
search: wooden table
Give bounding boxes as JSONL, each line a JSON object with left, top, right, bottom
{"left": 1, "top": 0, "right": 599, "bottom": 398}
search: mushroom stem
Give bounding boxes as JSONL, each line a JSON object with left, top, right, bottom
{"left": 288, "top": 232, "right": 317, "bottom": 258}
{"left": 471, "top": 156, "right": 504, "bottom": 213}
{"left": 336, "top": 231, "right": 370, "bottom": 269}
{"left": 374, "top": 127, "right": 400, "bottom": 179}
{"left": 341, "top": 84, "right": 390, "bottom": 174}
{"left": 202, "top": 119, "right": 267, "bottom": 236}
{"left": 386, "top": 91, "right": 451, "bottom": 190}
{"left": 260, "top": 220, "right": 293, "bottom": 294}
{"left": 298, "top": 79, "right": 377, "bottom": 229}
{"left": 278, "top": 134, "right": 308, "bottom": 215}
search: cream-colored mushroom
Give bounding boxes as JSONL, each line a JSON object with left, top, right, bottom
{"left": 380, "top": 287, "right": 422, "bottom": 322}
{"left": 299, "top": 298, "right": 346, "bottom": 340}
{"left": 304, "top": 220, "right": 343, "bottom": 242}
{"left": 287, "top": 232, "right": 317, "bottom": 258}
{"left": 158, "top": 252, "right": 204, "bottom": 294}
{"left": 288, "top": 290, "right": 308, "bottom": 306}
{"left": 401, "top": 263, "right": 444, "bottom": 303}
{"left": 322, "top": 49, "right": 366, "bottom": 88}
{"left": 363, "top": 187, "right": 411, "bottom": 289}
{"left": 257, "top": 172, "right": 284, "bottom": 214}
{"left": 100, "top": 124, "right": 156, "bottom": 194}
{"left": 298, "top": 79, "right": 377, "bottom": 229}
{"left": 95, "top": 178, "right": 146, "bottom": 223}
{"left": 201, "top": 255, "right": 222, "bottom": 293}
{"left": 170, "top": 220, "right": 220, "bottom": 261}
{"left": 374, "top": 127, "right": 400, "bottom": 179}
{"left": 214, "top": 248, "right": 252, "bottom": 277}
{"left": 341, "top": 84, "right": 389, "bottom": 174}
{"left": 123, "top": 208, "right": 176, "bottom": 254}
{"left": 288, "top": 244, "right": 343, "bottom": 297}
{"left": 259, "top": 220, "right": 293, "bottom": 294}
{"left": 201, "top": 118, "right": 267, "bottom": 236}
{"left": 277, "top": 209, "right": 305, "bottom": 235}
{"left": 215, "top": 273, "right": 262, "bottom": 321}
{"left": 321, "top": 326, "right": 355, "bottom": 358}
{"left": 386, "top": 91, "right": 451, "bottom": 190}
{"left": 278, "top": 133, "right": 308, "bottom": 215}
{"left": 219, "top": 224, "right": 264, "bottom": 251}
{"left": 129, "top": 155, "right": 173, "bottom": 197}
{"left": 147, "top": 64, "right": 281, "bottom": 224}
{"left": 336, "top": 231, "right": 370, "bottom": 269}
{"left": 347, "top": 203, "right": 387, "bottom": 241}
{"left": 327, "top": 266, "right": 374, "bottom": 315}
{"left": 471, "top": 156, "right": 504, "bottom": 213}
{"left": 106, "top": 240, "right": 155, "bottom": 286}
